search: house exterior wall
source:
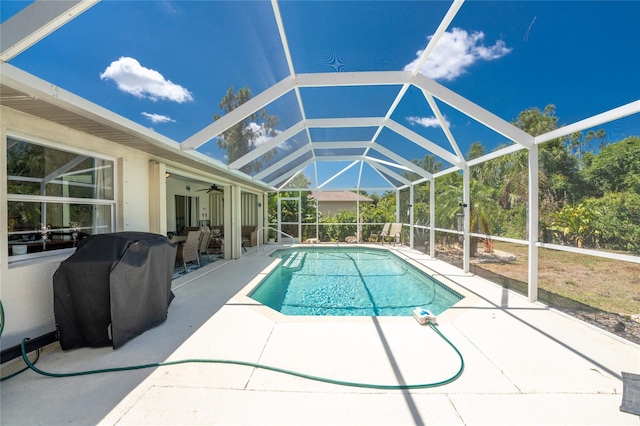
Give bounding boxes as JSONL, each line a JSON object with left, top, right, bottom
{"left": 1, "top": 106, "right": 154, "bottom": 347}
{"left": 0, "top": 106, "right": 265, "bottom": 347}
{"left": 318, "top": 201, "right": 366, "bottom": 216}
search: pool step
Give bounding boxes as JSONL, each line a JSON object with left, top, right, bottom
{"left": 282, "top": 252, "right": 306, "bottom": 270}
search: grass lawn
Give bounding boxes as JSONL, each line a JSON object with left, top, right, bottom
{"left": 477, "top": 241, "right": 640, "bottom": 316}
{"left": 434, "top": 241, "right": 640, "bottom": 344}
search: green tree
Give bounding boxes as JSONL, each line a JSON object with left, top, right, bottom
{"left": 567, "top": 129, "right": 607, "bottom": 163}
{"left": 582, "top": 136, "right": 640, "bottom": 196}
{"left": 513, "top": 104, "right": 559, "bottom": 136}
{"left": 585, "top": 191, "right": 640, "bottom": 253}
{"left": 511, "top": 105, "right": 589, "bottom": 236}
{"left": 467, "top": 141, "right": 485, "bottom": 161}
{"left": 215, "top": 86, "right": 279, "bottom": 173}
{"left": 285, "top": 173, "right": 312, "bottom": 189}
{"left": 412, "top": 154, "right": 443, "bottom": 174}
{"left": 433, "top": 172, "right": 463, "bottom": 244}
{"left": 468, "top": 179, "right": 501, "bottom": 255}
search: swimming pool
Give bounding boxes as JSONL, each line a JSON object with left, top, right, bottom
{"left": 249, "top": 247, "right": 463, "bottom": 316}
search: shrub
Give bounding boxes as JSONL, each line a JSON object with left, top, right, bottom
{"left": 585, "top": 192, "right": 640, "bottom": 254}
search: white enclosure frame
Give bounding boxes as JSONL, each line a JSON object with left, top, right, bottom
{"left": 1, "top": 0, "right": 639, "bottom": 305}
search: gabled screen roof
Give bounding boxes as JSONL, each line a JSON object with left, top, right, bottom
{"left": 1, "top": 0, "right": 639, "bottom": 191}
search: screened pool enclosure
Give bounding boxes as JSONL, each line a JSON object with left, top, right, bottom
{"left": 1, "top": 0, "right": 639, "bottom": 306}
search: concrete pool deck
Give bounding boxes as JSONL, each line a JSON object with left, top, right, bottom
{"left": 2, "top": 244, "right": 639, "bottom": 425}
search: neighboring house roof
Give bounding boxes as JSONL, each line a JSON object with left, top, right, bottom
{"left": 308, "top": 191, "right": 373, "bottom": 202}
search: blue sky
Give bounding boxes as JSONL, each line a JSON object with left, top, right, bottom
{"left": 2, "top": 0, "right": 639, "bottom": 188}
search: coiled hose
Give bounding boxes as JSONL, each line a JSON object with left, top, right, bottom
{"left": 19, "top": 322, "right": 464, "bottom": 389}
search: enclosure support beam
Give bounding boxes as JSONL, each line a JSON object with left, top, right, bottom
{"left": 528, "top": 144, "right": 539, "bottom": 302}
{"left": 409, "top": 184, "right": 414, "bottom": 249}
{"left": 430, "top": 177, "right": 435, "bottom": 258}
{"left": 1, "top": 0, "right": 98, "bottom": 61}
{"left": 463, "top": 165, "right": 470, "bottom": 273}
{"left": 356, "top": 192, "right": 361, "bottom": 242}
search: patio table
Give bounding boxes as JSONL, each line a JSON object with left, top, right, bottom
{"left": 168, "top": 235, "right": 187, "bottom": 244}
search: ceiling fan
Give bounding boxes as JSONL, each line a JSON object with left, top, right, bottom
{"left": 196, "top": 184, "right": 223, "bottom": 194}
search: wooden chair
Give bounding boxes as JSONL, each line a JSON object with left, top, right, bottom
{"left": 198, "top": 230, "right": 212, "bottom": 263}
{"left": 176, "top": 230, "right": 201, "bottom": 272}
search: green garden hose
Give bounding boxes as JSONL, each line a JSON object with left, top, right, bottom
{"left": 19, "top": 322, "right": 464, "bottom": 389}
{"left": 0, "top": 299, "right": 42, "bottom": 382}
{"left": 0, "top": 299, "right": 4, "bottom": 337}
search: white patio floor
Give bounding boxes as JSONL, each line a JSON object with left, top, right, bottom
{"left": 2, "top": 244, "right": 638, "bottom": 425}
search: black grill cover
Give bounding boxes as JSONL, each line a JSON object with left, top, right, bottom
{"left": 53, "top": 232, "right": 177, "bottom": 350}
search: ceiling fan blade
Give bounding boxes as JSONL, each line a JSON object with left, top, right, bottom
{"left": 192, "top": 184, "right": 223, "bottom": 194}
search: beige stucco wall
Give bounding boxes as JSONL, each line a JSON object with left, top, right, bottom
{"left": 318, "top": 201, "right": 366, "bottom": 216}
{"left": 0, "top": 106, "right": 153, "bottom": 347}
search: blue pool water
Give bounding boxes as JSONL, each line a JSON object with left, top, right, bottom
{"left": 250, "top": 247, "right": 463, "bottom": 316}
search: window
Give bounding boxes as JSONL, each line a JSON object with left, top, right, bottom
{"left": 174, "top": 195, "right": 199, "bottom": 234}
{"left": 7, "top": 137, "right": 116, "bottom": 260}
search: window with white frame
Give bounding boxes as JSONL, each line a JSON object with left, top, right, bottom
{"left": 6, "top": 137, "right": 116, "bottom": 259}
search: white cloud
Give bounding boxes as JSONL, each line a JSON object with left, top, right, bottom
{"left": 246, "top": 122, "right": 282, "bottom": 147}
{"left": 404, "top": 28, "right": 511, "bottom": 81}
{"left": 141, "top": 112, "right": 176, "bottom": 124}
{"left": 406, "top": 116, "right": 450, "bottom": 128}
{"left": 100, "top": 57, "right": 193, "bottom": 103}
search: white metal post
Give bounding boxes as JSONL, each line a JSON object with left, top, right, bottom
{"left": 395, "top": 189, "right": 400, "bottom": 222}
{"left": 356, "top": 191, "right": 360, "bottom": 242}
{"left": 409, "top": 184, "right": 414, "bottom": 248}
{"left": 315, "top": 190, "right": 319, "bottom": 240}
{"left": 277, "top": 192, "right": 282, "bottom": 243}
{"left": 430, "top": 176, "right": 435, "bottom": 258}
{"left": 262, "top": 192, "right": 269, "bottom": 244}
{"left": 463, "top": 166, "right": 470, "bottom": 273}
{"left": 528, "top": 144, "right": 539, "bottom": 302}
{"left": 298, "top": 192, "right": 302, "bottom": 243}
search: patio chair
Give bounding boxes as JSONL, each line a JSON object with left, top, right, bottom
{"left": 198, "top": 230, "right": 212, "bottom": 263}
{"left": 175, "top": 230, "right": 201, "bottom": 272}
{"left": 382, "top": 223, "right": 402, "bottom": 246}
{"left": 209, "top": 227, "right": 223, "bottom": 254}
{"left": 241, "top": 226, "right": 257, "bottom": 247}
{"left": 180, "top": 226, "right": 200, "bottom": 236}
{"left": 370, "top": 223, "right": 390, "bottom": 243}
